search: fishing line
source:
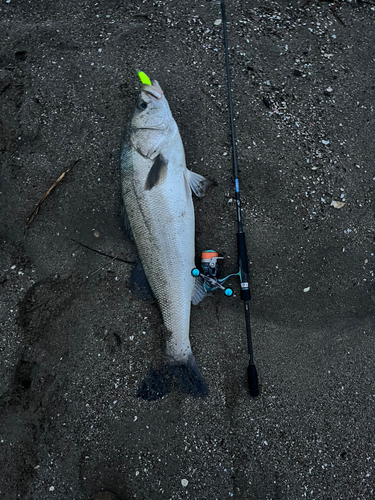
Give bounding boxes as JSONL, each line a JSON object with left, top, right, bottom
{"left": 220, "top": 1, "right": 259, "bottom": 397}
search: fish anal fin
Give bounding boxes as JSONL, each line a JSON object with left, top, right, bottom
{"left": 130, "top": 260, "right": 154, "bottom": 300}
{"left": 185, "top": 169, "right": 211, "bottom": 197}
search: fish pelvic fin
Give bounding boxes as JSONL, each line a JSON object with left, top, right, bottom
{"left": 137, "top": 355, "right": 208, "bottom": 401}
{"left": 191, "top": 275, "right": 207, "bottom": 305}
{"left": 184, "top": 169, "right": 211, "bottom": 197}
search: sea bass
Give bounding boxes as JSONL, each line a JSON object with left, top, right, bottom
{"left": 120, "top": 78, "right": 209, "bottom": 400}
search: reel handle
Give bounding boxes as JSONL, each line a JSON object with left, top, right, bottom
{"left": 191, "top": 268, "right": 233, "bottom": 298}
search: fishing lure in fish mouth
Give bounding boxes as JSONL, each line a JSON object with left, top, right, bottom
{"left": 138, "top": 71, "right": 152, "bottom": 86}
{"left": 138, "top": 71, "right": 164, "bottom": 99}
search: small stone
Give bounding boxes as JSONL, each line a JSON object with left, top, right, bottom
{"left": 49, "top": 486, "right": 55, "bottom": 491}
{"left": 93, "top": 230, "right": 99, "bottom": 237}
{"left": 214, "top": 19, "right": 222, "bottom": 25}
{"left": 263, "top": 97, "right": 271, "bottom": 108}
{"left": 324, "top": 86, "right": 333, "bottom": 96}
{"left": 303, "top": 287, "right": 310, "bottom": 293}
{"left": 331, "top": 201, "right": 345, "bottom": 209}
{"left": 181, "top": 479, "right": 189, "bottom": 487}
{"left": 293, "top": 69, "right": 302, "bottom": 77}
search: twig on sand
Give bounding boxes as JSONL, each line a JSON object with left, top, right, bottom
{"left": 330, "top": 3, "right": 346, "bottom": 25}
{"left": 25, "top": 158, "right": 81, "bottom": 227}
{"left": 70, "top": 239, "right": 135, "bottom": 264}
{"left": 88, "top": 255, "right": 119, "bottom": 278}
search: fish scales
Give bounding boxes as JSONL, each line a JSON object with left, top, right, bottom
{"left": 121, "top": 133, "right": 194, "bottom": 361}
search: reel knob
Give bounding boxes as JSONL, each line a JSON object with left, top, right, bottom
{"left": 191, "top": 268, "right": 200, "bottom": 277}
{"left": 224, "top": 288, "right": 233, "bottom": 297}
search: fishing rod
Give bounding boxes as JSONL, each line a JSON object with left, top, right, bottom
{"left": 220, "top": 0, "right": 259, "bottom": 397}
{"left": 191, "top": 3, "right": 259, "bottom": 396}
{"left": 191, "top": 2, "right": 259, "bottom": 396}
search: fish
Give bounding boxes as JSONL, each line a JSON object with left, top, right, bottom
{"left": 120, "top": 77, "right": 209, "bottom": 400}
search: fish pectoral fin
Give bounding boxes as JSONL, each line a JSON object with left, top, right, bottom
{"left": 191, "top": 275, "right": 207, "bottom": 305}
{"left": 121, "top": 199, "right": 134, "bottom": 241}
{"left": 130, "top": 260, "right": 154, "bottom": 299}
{"left": 184, "top": 169, "right": 211, "bottom": 197}
{"left": 145, "top": 154, "right": 168, "bottom": 190}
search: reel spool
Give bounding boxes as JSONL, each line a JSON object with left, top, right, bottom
{"left": 191, "top": 250, "right": 235, "bottom": 297}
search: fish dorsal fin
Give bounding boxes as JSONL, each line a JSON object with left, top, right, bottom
{"left": 184, "top": 169, "right": 210, "bottom": 197}
{"left": 145, "top": 154, "right": 168, "bottom": 190}
{"left": 191, "top": 275, "right": 207, "bottom": 305}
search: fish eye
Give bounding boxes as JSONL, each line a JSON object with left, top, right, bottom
{"left": 138, "top": 101, "right": 147, "bottom": 110}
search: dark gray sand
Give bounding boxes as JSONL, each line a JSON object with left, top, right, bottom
{"left": 1, "top": 0, "right": 374, "bottom": 498}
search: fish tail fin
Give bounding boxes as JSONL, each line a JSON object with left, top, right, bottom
{"left": 136, "top": 356, "right": 208, "bottom": 401}
{"left": 136, "top": 367, "right": 172, "bottom": 401}
{"left": 169, "top": 355, "right": 208, "bottom": 398}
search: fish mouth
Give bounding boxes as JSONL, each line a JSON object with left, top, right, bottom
{"left": 142, "top": 84, "right": 164, "bottom": 100}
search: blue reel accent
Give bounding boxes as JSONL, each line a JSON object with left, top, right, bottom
{"left": 224, "top": 288, "right": 233, "bottom": 297}
{"left": 191, "top": 268, "right": 200, "bottom": 277}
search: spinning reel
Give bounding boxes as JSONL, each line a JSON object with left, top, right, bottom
{"left": 191, "top": 250, "right": 239, "bottom": 297}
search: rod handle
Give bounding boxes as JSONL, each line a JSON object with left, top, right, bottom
{"left": 247, "top": 362, "right": 259, "bottom": 397}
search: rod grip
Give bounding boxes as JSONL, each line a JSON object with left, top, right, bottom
{"left": 237, "top": 232, "right": 251, "bottom": 301}
{"left": 248, "top": 363, "right": 259, "bottom": 397}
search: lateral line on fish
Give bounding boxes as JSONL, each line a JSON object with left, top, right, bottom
{"left": 131, "top": 166, "right": 154, "bottom": 236}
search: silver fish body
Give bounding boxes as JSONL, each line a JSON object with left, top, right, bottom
{"left": 120, "top": 80, "right": 208, "bottom": 399}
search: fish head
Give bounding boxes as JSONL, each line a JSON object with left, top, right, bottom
{"left": 129, "top": 80, "right": 178, "bottom": 159}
